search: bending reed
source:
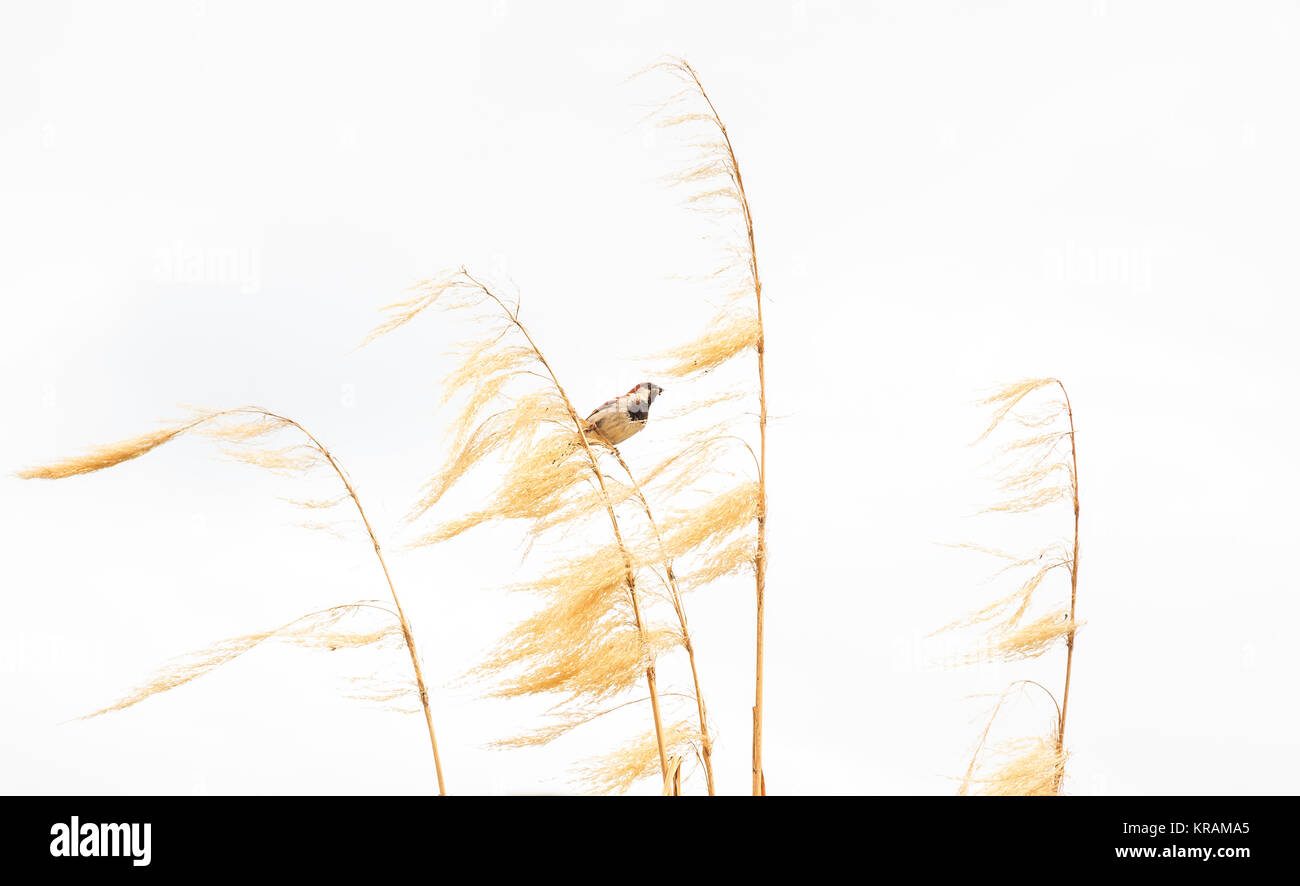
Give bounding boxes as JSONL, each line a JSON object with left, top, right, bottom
{"left": 647, "top": 57, "right": 771, "bottom": 795}
{"left": 943, "top": 379, "right": 1082, "bottom": 795}
{"left": 19, "top": 407, "right": 448, "bottom": 794}
{"left": 363, "top": 269, "right": 720, "bottom": 792}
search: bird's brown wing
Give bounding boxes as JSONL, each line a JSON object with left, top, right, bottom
{"left": 586, "top": 397, "right": 619, "bottom": 421}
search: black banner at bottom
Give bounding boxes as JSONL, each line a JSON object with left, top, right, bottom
{"left": 2, "top": 795, "right": 1280, "bottom": 872}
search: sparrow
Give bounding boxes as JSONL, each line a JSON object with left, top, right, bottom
{"left": 582, "top": 382, "right": 664, "bottom": 446}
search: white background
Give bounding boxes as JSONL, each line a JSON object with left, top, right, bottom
{"left": 2, "top": 0, "right": 1297, "bottom": 795}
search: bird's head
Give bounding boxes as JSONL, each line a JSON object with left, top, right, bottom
{"left": 631, "top": 382, "right": 664, "bottom": 405}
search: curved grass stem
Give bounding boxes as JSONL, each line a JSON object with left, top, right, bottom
{"left": 263, "top": 411, "right": 448, "bottom": 795}
{"left": 20, "top": 406, "right": 449, "bottom": 794}
{"left": 675, "top": 60, "right": 769, "bottom": 795}
{"left": 605, "top": 446, "right": 716, "bottom": 795}
{"left": 1053, "top": 381, "right": 1080, "bottom": 792}
{"left": 461, "top": 271, "right": 670, "bottom": 782}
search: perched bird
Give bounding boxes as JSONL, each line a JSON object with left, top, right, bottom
{"left": 582, "top": 382, "right": 664, "bottom": 446}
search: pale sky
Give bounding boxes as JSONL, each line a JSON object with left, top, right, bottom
{"left": 2, "top": 1, "right": 1297, "bottom": 795}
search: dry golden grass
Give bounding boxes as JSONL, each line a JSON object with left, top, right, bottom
{"left": 956, "top": 681, "right": 1067, "bottom": 796}
{"left": 662, "top": 755, "right": 684, "bottom": 796}
{"left": 657, "top": 312, "right": 762, "bottom": 379}
{"left": 361, "top": 268, "right": 722, "bottom": 792}
{"left": 18, "top": 61, "right": 815, "bottom": 797}
{"left": 17, "top": 424, "right": 200, "bottom": 480}
{"left": 974, "top": 611, "right": 1079, "bottom": 663}
{"left": 937, "top": 544, "right": 1074, "bottom": 636}
{"left": 18, "top": 406, "right": 449, "bottom": 793}
{"left": 659, "top": 482, "right": 760, "bottom": 562}
{"left": 79, "top": 603, "right": 400, "bottom": 719}
{"left": 645, "top": 55, "right": 772, "bottom": 796}
{"left": 575, "top": 717, "right": 697, "bottom": 796}
{"left": 961, "top": 737, "right": 1068, "bottom": 797}
{"left": 683, "top": 536, "right": 757, "bottom": 590}
{"left": 27, "top": 58, "right": 779, "bottom": 795}
{"left": 945, "top": 379, "right": 1083, "bottom": 795}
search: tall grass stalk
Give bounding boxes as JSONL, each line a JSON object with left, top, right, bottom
{"left": 649, "top": 58, "right": 770, "bottom": 794}
{"left": 468, "top": 273, "right": 673, "bottom": 780}
{"left": 19, "top": 406, "right": 448, "bottom": 793}
{"left": 942, "top": 378, "right": 1082, "bottom": 795}
{"left": 1055, "top": 382, "right": 1081, "bottom": 786}
{"left": 607, "top": 446, "right": 715, "bottom": 794}
{"left": 363, "top": 269, "right": 727, "bottom": 791}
